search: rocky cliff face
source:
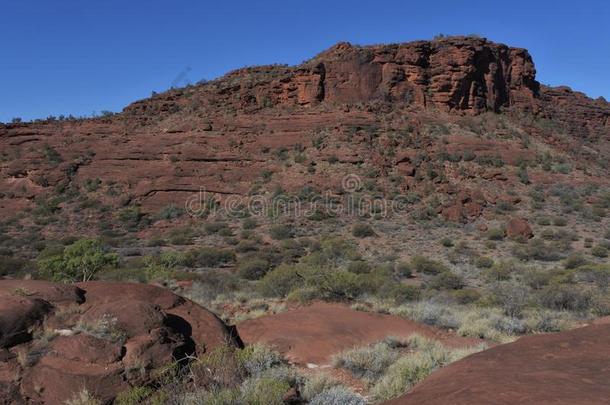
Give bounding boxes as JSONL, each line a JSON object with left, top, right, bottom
{"left": 126, "top": 36, "right": 541, "bottom": 115}
{"left": 287, "top": 37, "right": 539, "bottom": 112}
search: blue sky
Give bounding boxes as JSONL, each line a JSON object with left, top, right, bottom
{"left": 1, "top": 0, "right": 608, "bottom": 122}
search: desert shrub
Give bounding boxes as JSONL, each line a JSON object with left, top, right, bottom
{"left": 257, "top": 264, "right": 303, "bottom": 297}
{"left": 195, "top": 247, "right": 235, "bottom": 267}
{"left": 309, "top": 386, "right": 366, "bottom": 405}
{"left": 237, "top": 257, "right": 271, "bottom": 280}
{"left": 488, "top": 280, "right": 530, "bottom": 317}
{"left": 347, "top": 260, "right": 371, "bottom": 274}
{"left": 313, "top": 269, "right": 365, "bottom": 300}
{"left": 235, "top": 240, "right": 259, "bottom": 253}
{"left": 495, "top": 200, "right": 516, "bottom": 213}
{"left": 395, "top": 262, "right": 413, "bottom": 278}
{"left": 371, "top": 337, "right": 482, "bottom": 401}
{"left": 64, "top": 388, "right": 101, "bottom": 405}
{"left": 410, "top": 256, "right": 448, "bottom": 275}
{"left": 394, "top": 301, "right": 460, "bottom": 329}
{"left": 536, "top": 216, "right": 551, "bottom": 226}
{"left": 485, "top": 261, "right": 518, "bottom": 281}
{"left": 440, "top": 237, "right": 454, "bottom": 247}
{"left": 474, "top": 256, "right": 494, "bottom": 269}
{"left": 475, "top": 154, "right": 504, "bottom": 167}
{"left": 564, "top": 253, "right": 589, "bottom": 269}
{"left": 269, "top": 224, "right": 293, "bottom": 240}
{"left": 352, "top": 223, "right": 375, "bottom": 238}
{"left": 512, "top": 239, "right": 564, "bottom": 262}
{"left": 302, "top": 237, "right": 358, "bottom": 267}
{"left": 242, "top": 217, "right": 257, "bottom": 230}
{"left": 538, "top": 284, "right": 593, "bottom": 312}
{"left": 167, "top": 227, "right": 196, "bottom": 245}
{"left": 118, "top": 206, "right": 144, "bottom": 230}
{"left": 302, "top": 374, "right": 339, "bottom": 401}
{"left": 428, "top": 271, "right": 464, "bottom": 290}
{"left": 37, "top": 239, "right": 118, "bottom": 282}
{"left": 240, "top": 376, "right": 290, "bottom": 405}
{"left": 83, "top": 178, "right": 102, "bottom": 192}
{"left": 452, "top": 289, "right": 481, "bottom": 304}
{"left": 574, "top": 264, "right": 610, "bottom": 290}
{"left": 552, "top": 217, "right": 568, "bottom": 226}
{"left": 157, "top": 205, "right": 184, "bottom": 220}
{"left": 203, "top": 221, "right": 229, "bottom": 235}
{"left": 74, "top": 314, "right": 126, "bottom": 343}
{"left": 486, "top": 227, "right": 506, "bottom": 241}
{"left": 591, "top": 245, "right": 609, "bottom": 258}
{"left": 237, "top": 343, "right": 283, "bottom": 376}
{"left": 387, "top": 284, "right": 421, "bottom": 304}
{"left": 333, "top": 342, "right": 398, "bottom": 380}
{"left": 521, "top": 268, "right": 552, "bottom": 289}
{"left": 0, "top": 255, "right": 32, "bottom": 277}
{"left": 115, "top": 386, "right": 153, "bottom": 405}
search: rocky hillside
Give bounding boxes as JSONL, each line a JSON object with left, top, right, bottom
{"left": 1, "top": 36, "right": 608, "bottom": 227}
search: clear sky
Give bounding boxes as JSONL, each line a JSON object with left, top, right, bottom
{"left": 1, "top": 0, "right": 608, "bottom": 122}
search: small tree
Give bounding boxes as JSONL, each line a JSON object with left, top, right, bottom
{"left": 38, "top": 239, "right": 118, "bottom": 282}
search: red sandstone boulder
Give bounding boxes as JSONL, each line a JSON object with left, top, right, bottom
{"left": 506, "top": 217, "right": 534, "bottom": 239}
{"left": 0, "top": 280, "right": 239, "bottom": 404}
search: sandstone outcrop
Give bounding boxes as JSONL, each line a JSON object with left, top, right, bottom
{"left": 0, "top": 280, "right": 238, "bottom": 404}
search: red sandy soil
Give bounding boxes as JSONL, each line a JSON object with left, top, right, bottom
{"left": 237, "top": 301, "right": 481, "bottom": 367}
{"left": 385, "top": 323, "right": 610, "bottom": 405}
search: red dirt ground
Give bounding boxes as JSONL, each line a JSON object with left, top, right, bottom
{"left": 237, "top": 301, "right": 481, "bottom": 367}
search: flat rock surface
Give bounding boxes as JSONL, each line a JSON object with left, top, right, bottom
{"left": 384, "top": 323, "right": 610, "bottom": 405}
{"left": 237, "top": 301, "right": 481, "bottom": 366}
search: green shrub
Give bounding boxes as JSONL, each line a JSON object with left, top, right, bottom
{"left": 395, "top": 262, "right": 413, "bottom": 278}
{"left": 347, "top": 260, "right": 371, "bottom": 274}
{"left": 237, "top": 258, "right": 271, "bottom": 280}
{"left": 302, "top": 374, "right": 340, "bottom": 401}
{"left": 118, "top": 206, "right": 144, "bottom": 230}
{"left": 452, "top": 289, "right": 481, "bottom": 304}
{"left": 553, "top": 217, "right": 568, "bottom": 226}
{"left": 302, "top": 237, "right": 358, "bottom": 267}
{"left": 536, "top": 216, "right": 551, "bottom": 226}
{"left": 37, "top": 239, "right": 118, "bottom": 282}
{"left": 486, "top": 228, "right": 506, "bottom": 241}
{"left": 485, "top": 261, "right": 517, "bottom": 281}
{"left": 440, "top": 237, "right": 454, "bottom": 247}
{"left": 428, "top": 271, "right": 464, "bottom": 290}
{"left": 237, "top": 343, "right": 283, "bottom": 376}
{"left": 257, "top": 264, "right": 303, "bottom": 297}
{"left": 512, "top": 239, "right": 564, "bottom": 262}
{"left": 474, "top": 256, "right": 494, "bottom": 269}
{"left": 371, "top": 338, "right": 480, "bottom": 401}
{"left": 240, "top": 376, "right": 290, "bottom": 405}
{"left": 269, "top": 224, "right": 293, "bottom": 240}
{"left": 538, "top": 284, "right": 593, "bottom": 312}
{"left": 387, "top": 284, "right": 420, "bottom": 304}
{"left": 410, "top": 256, "right": 448, "bottom": 275}
{"left": 564, "top": 253, "right": 589, "bottom": 269}
{"left": 591, "top": 245, "right": 609, "bottom": 258}
{"left": 333, "top": 342, "right": 397, "bottom": 380}
{"left": 195, "top": 247, "right": 235, "bottom": 267}
{"left": 83, "top": 178, "right": 102, "bottom": 192}
{"left": 115, "top": 386, "right": 153, "bottom": 405}
{"left": 204, "top": 221, "right": 229, "bottom": 235}
{"left": 309, "top": 386, "right": 365, "bottom": 405}
{"left": 157, "top": 205, "right": 184, "bottom": 220}
{"left": 352, "top": 223, "right": 375, "bottom": 238}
